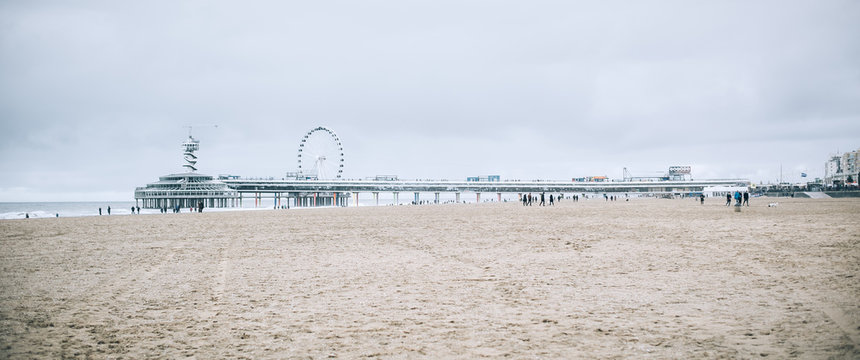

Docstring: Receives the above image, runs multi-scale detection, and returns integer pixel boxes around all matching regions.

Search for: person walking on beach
[700,194,705,205]
[99,207,102,215]
[743,192,749,206]
[540,193,545,206]
[549,194,554,206]
[726,193,731,206]
[107,206,111,215]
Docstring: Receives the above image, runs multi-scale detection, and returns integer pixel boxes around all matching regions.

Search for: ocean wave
[0,211,63,220]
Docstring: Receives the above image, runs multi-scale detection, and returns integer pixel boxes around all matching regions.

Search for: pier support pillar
[435,192,440,204]
[314,192,318,207]
[373,192,379,206]
[393,192,399,205]
[498,193,502,203]
[414,192,420,204]
[354,192,360,207]
[477,193,481,203]
[455,192,460,203]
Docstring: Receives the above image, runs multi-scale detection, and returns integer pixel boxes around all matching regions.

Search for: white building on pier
[134,136,238,209]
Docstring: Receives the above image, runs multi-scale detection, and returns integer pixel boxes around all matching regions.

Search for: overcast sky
[1,1,859,201]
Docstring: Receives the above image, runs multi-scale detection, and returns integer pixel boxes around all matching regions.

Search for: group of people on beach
[94,202,209,215]
[97,206,142,215]
[725,191,750,206]
[157,201,205,214]
[521,193,566,206]
[523,193,637,206]
[160,205,181,214]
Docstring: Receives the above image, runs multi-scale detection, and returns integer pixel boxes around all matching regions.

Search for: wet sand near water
[1,197,858,358]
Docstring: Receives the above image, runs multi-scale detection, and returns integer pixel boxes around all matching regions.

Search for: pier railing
[221,178,750,194]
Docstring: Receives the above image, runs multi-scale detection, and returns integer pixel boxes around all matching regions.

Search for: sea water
[0,192,529,219]
[0,201,142,219]
[0,201,269,219]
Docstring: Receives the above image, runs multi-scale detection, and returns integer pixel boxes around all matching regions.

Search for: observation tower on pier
[134,134,238,209]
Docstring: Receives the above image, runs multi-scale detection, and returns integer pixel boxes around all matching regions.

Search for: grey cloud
[1,0,859,200]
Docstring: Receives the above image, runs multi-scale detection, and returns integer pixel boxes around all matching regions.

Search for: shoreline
[1,193,845,220]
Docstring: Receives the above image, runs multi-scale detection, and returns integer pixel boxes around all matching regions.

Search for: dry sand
[1,197,858,359]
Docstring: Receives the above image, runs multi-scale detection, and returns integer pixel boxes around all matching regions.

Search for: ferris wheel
[297,126,345,180]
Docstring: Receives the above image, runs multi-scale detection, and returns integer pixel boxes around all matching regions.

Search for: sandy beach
[1,197,858,358]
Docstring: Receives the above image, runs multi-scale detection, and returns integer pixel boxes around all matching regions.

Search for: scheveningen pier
[135,126,750,209]
[218,178,750,208]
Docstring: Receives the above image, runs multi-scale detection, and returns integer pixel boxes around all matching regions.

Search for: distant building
[573,176,608,182]
[668,166,692,181]
[825,149,859,187]
[466,175,501,182]
[825,156,841,185]
[843,151,858,182]
[373,175,399,181]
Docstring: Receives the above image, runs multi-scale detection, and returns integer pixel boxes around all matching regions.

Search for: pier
[220,178,750,207]
[134,127,750,209]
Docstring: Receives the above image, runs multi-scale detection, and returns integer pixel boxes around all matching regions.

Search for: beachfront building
[702,185,749,198]
[134,135,239,209]
[466,175,500,182]
[825,149,859,187]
